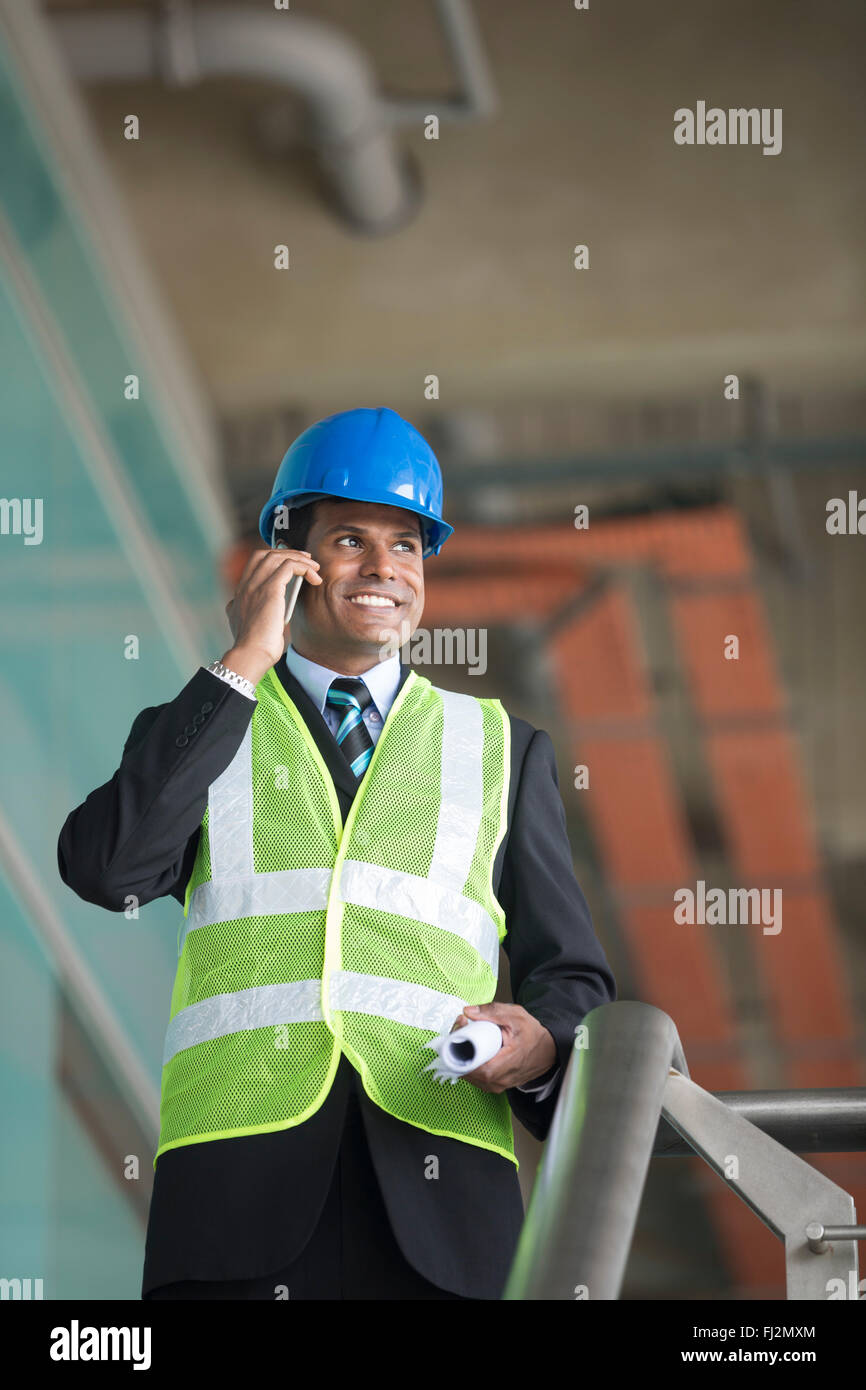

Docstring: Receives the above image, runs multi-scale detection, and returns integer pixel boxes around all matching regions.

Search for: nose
[360,542,397,580]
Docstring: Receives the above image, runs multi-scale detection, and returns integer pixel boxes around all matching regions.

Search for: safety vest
[155,666,516,1167]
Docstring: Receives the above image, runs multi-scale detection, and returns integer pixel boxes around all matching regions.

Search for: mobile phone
[275,541,305,624]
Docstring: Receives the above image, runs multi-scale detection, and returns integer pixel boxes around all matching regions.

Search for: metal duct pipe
[48,2,419,234]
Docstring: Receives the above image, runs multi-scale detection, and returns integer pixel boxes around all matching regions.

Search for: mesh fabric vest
[156,666,515,1167]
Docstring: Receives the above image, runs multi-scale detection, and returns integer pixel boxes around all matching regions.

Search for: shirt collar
[284,644,403,721]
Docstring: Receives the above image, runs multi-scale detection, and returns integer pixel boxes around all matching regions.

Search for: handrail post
[504,1000,862,1300]
[662,1070,858,1300]
[504,1001,685,1300]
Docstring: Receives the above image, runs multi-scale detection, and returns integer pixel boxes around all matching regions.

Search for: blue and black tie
[326,677,375,778]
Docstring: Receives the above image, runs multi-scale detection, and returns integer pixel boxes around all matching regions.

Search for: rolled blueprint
[422,1019,503,1085]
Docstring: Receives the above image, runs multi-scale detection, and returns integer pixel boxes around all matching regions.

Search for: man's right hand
[221,546,322,685]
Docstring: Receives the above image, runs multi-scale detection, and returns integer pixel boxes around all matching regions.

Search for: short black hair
[272,500,318,552]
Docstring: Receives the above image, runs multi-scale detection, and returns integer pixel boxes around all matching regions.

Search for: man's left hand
[449,1002,557,1093]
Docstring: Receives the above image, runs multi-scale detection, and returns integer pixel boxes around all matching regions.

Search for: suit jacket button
[193,712,205,727]
[176,735,189,747]
[184,723,197,737]
[201,701,213,714]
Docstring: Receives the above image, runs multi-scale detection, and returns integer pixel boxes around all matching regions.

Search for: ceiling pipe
[47,0,496,236]
[386,0,497,126]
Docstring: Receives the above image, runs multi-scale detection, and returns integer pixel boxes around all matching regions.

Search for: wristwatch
[204,659,258,701]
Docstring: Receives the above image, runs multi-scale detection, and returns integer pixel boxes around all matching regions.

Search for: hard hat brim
[259,487,453,558]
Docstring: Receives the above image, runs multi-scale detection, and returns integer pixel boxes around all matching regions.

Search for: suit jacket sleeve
[57,668,256,911]
[500,726,616,1141]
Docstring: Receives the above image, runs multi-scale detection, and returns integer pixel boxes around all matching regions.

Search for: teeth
[349,595,396,607]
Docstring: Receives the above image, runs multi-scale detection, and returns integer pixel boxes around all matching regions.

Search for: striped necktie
[325,677,375,778]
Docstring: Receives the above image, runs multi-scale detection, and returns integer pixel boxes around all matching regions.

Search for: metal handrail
[504,1001,863,1301]
[655,1087,866,1156]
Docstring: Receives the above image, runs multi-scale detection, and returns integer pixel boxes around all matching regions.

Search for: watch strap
[205,659,258,701]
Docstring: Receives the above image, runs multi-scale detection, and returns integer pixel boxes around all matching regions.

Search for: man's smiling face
[288,498,425,672]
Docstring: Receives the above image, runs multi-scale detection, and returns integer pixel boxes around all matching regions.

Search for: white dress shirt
[283,643,401,744]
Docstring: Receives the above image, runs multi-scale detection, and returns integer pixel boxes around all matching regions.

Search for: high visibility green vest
[156,666,516,1167]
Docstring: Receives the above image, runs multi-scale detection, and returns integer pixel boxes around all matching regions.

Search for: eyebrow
[320,523,421,542]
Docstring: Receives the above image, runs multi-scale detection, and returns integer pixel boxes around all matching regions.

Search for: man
[58,406,615,1301]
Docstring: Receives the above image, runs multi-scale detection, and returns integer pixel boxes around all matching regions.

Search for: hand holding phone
[222,543,322,684]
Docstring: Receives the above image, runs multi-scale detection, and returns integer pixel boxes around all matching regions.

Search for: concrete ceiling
[43,0,866,419]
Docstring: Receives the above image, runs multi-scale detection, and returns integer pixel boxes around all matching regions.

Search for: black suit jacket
[57,656,615,1299]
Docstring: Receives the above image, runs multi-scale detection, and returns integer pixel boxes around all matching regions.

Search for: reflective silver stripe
[208,724,254,881]
[328,971,466,1034]
[339,860,499,977]
[179,867,333,953]
[428,688,484,894]
[163,973,466,1063]
[163,979,323,1066]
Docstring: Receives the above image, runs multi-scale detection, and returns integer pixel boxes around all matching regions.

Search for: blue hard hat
[258,407,453,558]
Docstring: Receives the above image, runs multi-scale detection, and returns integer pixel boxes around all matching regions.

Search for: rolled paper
[422,1019,503,1085]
